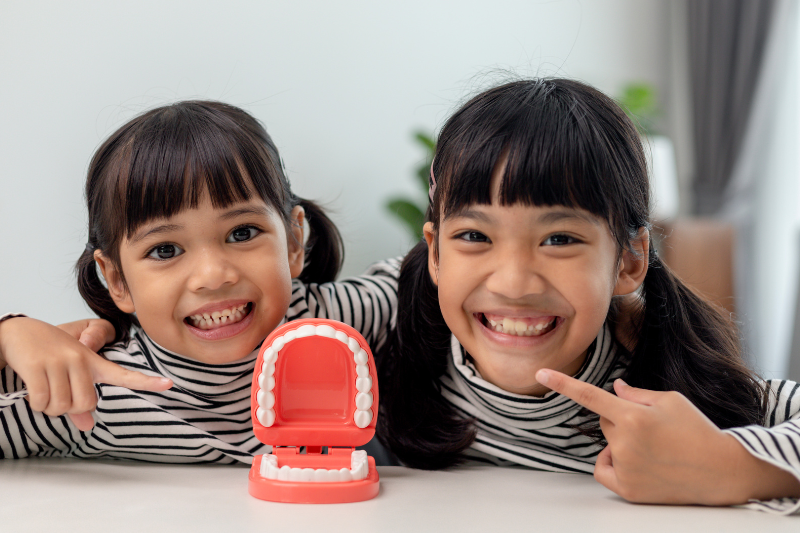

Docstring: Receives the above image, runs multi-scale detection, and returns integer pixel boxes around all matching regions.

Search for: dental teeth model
[248,319,380,503]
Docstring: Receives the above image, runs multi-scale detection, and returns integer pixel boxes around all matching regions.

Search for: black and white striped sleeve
[723,379,800,515]
[0,366,85,459]
[284,257,400,351]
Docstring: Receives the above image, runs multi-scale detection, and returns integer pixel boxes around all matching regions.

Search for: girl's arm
[285,257,400,351]
[0,316,172,431]
[536,369,800,515]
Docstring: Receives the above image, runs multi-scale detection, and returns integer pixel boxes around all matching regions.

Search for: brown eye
[148,244,183,260]
[459,231,489,243]
[227,226,259,243]
[543,234,576,246]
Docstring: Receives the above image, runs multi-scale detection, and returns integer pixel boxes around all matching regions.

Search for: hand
[57,318,117,354]
[536,368,800,505]
[0,317,172,431]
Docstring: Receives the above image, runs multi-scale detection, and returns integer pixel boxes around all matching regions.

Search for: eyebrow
[537,209,601,226]
[218,205,272,221]
[129,224,184,245]
[129,205,272,244]
[448,207,600,226]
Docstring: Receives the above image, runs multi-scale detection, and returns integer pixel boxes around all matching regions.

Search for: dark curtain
[688,0,775,215]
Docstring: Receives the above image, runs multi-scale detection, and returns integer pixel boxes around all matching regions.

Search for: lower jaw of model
[259,450,369,483]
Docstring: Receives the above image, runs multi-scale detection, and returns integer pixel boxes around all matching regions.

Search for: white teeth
[255,325,375,430]
[256,407,275,427]
[354,409,373,428]
[188,304,250,330]
[259,450,369,483]
[355,392,373,410]
[348,338,360,353]
[316,324,336,338]
[356,376,372,394]
[487,316,555,337]
[295,324,316,338]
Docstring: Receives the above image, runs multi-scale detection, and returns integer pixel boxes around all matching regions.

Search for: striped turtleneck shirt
[0,259,400,464]
[440,325,800,515]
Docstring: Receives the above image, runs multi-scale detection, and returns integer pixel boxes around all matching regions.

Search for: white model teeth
[258,450,369,483]
[255,324,374,429]
[487,316,555,337]
[188,303,249,330]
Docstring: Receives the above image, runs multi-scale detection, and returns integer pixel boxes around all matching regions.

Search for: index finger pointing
[536,369,624,420]
[91,357,173,392]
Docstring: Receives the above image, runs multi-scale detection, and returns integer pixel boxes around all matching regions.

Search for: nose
[187,246,239,292]
[484,246,547,300]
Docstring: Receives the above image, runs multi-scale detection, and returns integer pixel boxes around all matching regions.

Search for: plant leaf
[414,131,436,151]
[385,199,426,240]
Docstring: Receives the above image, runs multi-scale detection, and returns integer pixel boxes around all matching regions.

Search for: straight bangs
[97,102,288,241]
[434,79,649,246]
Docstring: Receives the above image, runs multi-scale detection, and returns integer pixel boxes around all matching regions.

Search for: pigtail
[76,246,138,343]
[376,240,476,469]
[295,199,344,284]
[624,247,767,428]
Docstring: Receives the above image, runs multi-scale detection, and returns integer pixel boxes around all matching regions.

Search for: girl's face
[425,166,647,396]
[96,193,304,364]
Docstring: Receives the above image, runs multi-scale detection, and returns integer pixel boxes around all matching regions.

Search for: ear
[288,205,306,278]
[613,227,649,296]
[94,250,135,313]
[423,221,439,286]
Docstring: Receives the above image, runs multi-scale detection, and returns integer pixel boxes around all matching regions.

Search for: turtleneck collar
[130,327,260,396]
[442,323,623,431]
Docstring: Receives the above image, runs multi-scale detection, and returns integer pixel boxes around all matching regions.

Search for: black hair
[76,101,343,342]
[377,78,766,469]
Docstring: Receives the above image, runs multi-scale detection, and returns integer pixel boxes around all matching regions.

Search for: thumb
[68,412,96,432]
[593,445,619,493]
[78,320,116,353]
[613,378,661,406]
[91,356,173,392]
[57,319,116,353]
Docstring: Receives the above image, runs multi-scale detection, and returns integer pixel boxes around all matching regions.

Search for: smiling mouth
[479,313,558,337]
[186,302,253,330]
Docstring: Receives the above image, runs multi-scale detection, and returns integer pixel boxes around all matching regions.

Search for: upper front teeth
[487,317,553,336]
[189,304,249,329]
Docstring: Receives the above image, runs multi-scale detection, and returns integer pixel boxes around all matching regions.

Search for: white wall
[0,0,671,324]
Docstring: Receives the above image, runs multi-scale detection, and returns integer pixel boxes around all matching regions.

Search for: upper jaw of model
[254,323,375,483]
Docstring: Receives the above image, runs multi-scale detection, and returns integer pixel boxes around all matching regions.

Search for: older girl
[376,78,800,514]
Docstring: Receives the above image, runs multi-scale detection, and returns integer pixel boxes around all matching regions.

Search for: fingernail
[615,378,628,388]
[536,369,550,385]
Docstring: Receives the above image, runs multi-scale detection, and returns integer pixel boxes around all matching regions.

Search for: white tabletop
[1,458,796,532]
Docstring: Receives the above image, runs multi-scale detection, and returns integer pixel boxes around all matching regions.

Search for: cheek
[434,257,474,328]
[565,259,618,318]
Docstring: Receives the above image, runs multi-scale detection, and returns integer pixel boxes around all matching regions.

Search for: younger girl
[0,101,398,462]
[376,78,800,513]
